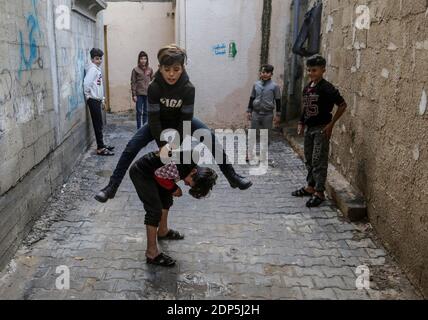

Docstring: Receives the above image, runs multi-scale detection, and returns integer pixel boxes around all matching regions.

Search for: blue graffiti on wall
[18,0,43,79]
[212,43,227,56]
[66,45,86,120]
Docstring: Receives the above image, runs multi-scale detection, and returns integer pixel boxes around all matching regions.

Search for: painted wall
[175,0,264,128]
[175,0,292,128]
[0,0,105,269]
[318,0,428,296]
[104,1,175,113]
[269,0,292,107]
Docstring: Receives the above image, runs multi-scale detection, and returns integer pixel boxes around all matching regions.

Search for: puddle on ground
[95,170,113,177]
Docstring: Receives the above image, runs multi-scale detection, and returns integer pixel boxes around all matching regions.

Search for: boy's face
[183,169,198,187]
[260,70,273,81]
[307,65,325,82]
[92,56,103,67]
[139,56,148,66]
[183,169,197,187]
[159,63,184,85]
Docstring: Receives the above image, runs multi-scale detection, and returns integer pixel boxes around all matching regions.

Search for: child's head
[138,51,149,67]
[260,64,274,81]
[157,44,187,85]
[184,167,218,199]
[306,54,326,82]
[90,48,104,67]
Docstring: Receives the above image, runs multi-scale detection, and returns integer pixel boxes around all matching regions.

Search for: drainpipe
[289,0,301,95]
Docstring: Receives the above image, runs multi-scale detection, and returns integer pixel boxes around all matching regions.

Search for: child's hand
[273,115,281,127]
[247,112,252,121]
[132,96,137,103]
[172,187,182,197]
[322,123,334,140]
[159,144,172,159]
[297,123,305,136]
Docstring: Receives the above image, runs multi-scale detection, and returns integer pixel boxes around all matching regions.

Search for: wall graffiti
[66,47,86,119]
[212,41,238,58]
[0,69,13,106]
[13,79,48,123]
[18,0,44,79]
[0,67,48,127]
[64,39,87,120]
[212,43,227,56]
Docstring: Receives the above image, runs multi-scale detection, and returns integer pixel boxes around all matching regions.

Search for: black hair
[306,54,326,67]
[188,167,218,199]
[157,44,187,66]
[138,51,149,66]
[261,64,274,73]
[90,48,104,59]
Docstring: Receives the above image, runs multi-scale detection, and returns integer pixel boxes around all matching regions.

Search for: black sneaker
[95,181,119,203]
[223,167,253,190]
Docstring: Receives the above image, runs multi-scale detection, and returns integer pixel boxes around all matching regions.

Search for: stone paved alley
[0,116,422,300]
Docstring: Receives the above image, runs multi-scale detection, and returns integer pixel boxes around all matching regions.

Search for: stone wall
[319,0,428,296]
[104,0,175,113]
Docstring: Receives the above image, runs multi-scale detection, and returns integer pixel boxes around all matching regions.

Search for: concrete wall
[104,1,175,113]
[175,0,292,128]
[270,0,292,116]
[318,0,428,296]
[175,0,264,128]
[0,0,105,270]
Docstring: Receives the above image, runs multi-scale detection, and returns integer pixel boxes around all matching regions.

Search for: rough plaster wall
[0,0,100,195]
[269,0,292,96]
[176,0,264,128]
[56,1,101,141]
[0,0,101,268]
[321,0,428,296]
[0,0,55,195]
[104,1,175,113]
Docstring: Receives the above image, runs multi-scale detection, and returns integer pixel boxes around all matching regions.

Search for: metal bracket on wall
[71,0,107,22]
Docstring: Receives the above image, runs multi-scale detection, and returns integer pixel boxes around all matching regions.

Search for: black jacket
[147,70,195,148]
[292,2,323,57]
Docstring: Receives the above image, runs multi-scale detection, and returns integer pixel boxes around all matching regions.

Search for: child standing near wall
[292,55,347,207]
[131,51,154,129]
[246,64,282,164]
[84,48,114,156]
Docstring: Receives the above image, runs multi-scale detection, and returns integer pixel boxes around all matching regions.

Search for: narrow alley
[0,116,420,300]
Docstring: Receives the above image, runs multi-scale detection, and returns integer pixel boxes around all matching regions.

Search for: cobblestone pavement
[0,116,422,300]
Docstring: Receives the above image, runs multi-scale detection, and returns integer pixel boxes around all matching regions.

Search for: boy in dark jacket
[129,150,217,267]
[292,55,347,207]
[95,44,252,203]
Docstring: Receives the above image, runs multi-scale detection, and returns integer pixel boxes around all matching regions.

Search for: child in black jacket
[129,150,217,267]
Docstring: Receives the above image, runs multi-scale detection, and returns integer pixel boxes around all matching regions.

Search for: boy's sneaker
[95,181,119,203]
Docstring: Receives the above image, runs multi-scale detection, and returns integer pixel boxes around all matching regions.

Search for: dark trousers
[136,95,148,129]
[304,125,330,192]
[110,117,230,185]
[87,98,105,150]
[129,157,173,227]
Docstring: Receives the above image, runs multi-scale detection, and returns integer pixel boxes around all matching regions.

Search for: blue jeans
[136,95,148,129]
[110,117,231,185]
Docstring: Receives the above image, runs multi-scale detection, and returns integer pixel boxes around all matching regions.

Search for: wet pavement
[0,115,422,300]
